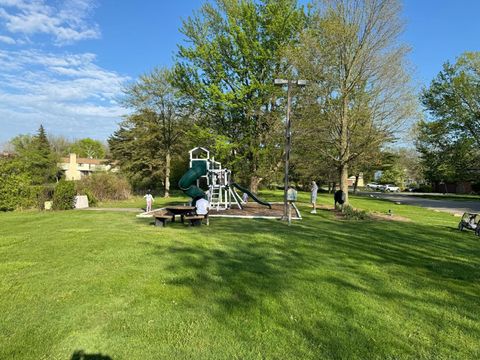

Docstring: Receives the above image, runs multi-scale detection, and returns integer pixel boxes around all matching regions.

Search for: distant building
[347,173,364,187]
[0,151,15,159]
[59,153,117,181]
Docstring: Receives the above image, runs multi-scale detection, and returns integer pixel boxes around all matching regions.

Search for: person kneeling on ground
[195,196,209,225]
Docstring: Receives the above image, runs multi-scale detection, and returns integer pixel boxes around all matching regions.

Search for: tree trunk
[339,93,350,205]
[339,164,349,204]
[250,175,262,194]
[164,151,171,198]
[353,174,360,194]
[247,145,262,193]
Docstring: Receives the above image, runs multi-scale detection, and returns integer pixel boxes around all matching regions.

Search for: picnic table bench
[184,215,206,226]
[153,213,173,227]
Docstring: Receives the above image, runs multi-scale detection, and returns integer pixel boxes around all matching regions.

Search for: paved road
[358,192,480,215]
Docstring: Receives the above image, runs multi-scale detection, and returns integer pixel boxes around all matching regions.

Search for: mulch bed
[209,202,300,219]
[317,204,410,222]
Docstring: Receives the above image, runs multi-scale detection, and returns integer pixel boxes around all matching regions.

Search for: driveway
[358,192,480,215]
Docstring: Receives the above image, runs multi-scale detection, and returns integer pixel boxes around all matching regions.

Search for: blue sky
[0,0,479,145]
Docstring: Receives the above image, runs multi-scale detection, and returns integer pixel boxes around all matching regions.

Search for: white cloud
[0,34,14,43]
[0,0,100,45]
[0,49,130,142]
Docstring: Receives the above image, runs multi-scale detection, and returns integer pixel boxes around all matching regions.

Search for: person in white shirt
[242,192,249,203]
[310,181,318,214]
[195,197,209,225]
[144,190,154,212]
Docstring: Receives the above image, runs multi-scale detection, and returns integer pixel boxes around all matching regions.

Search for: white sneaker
[310,210,317,214]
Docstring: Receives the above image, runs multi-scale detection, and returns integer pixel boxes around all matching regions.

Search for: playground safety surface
[209,202,301,220]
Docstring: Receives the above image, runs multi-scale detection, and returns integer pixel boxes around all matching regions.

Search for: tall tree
[11,126,58,184]
[48,135,73,156]
[421,52,480,148]
[417,52,480,184]
[174,0,305,192]
[70,138,106,159]
[110,68,189,196]
[288,0,414,204]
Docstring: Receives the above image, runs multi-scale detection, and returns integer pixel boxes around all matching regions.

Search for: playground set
[139,147,301,223]
[178,147,273,212]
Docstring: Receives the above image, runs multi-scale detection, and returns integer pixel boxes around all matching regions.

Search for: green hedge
[0,173,36,211]
[52,180,76,210]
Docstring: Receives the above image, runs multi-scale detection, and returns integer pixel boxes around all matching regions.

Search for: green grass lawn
[98,191,190,209]
[1,193,479,359]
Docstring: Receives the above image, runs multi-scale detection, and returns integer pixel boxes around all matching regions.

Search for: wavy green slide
[231,183,272,209]
[178,161,207,200]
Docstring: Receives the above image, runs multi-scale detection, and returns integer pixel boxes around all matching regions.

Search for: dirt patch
[316,204,411,222]
[370,212,411,222]
[209,202,300,219]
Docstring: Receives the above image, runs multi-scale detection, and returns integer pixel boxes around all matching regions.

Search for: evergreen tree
[11,125,58,184]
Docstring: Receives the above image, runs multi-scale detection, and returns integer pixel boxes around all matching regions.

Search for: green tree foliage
[0,158,35,211]
[69,138,106,159]
[109,68,189,195]
[372,148,423,188]
[417,52,480,183]
[174,0,305,191]
[52,180,76,210]
[288,0,414,204]
[10,125,59,184]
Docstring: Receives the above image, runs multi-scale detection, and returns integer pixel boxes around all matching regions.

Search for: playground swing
[178,147,272,212]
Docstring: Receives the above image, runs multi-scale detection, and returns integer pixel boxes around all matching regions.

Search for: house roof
[60,157,107,165]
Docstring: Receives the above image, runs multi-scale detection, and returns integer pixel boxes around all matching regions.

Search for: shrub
[75,172,131,201]
[32,184,55,210]
[342,205,370,220]
[0,158,36,211]
[81,189,98,207]
[53,180,76,210]
[417,184,433,193]
[0,173,35,211]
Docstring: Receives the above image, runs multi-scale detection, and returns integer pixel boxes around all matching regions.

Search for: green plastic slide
[231,183,272,209]
[178,161,207,200]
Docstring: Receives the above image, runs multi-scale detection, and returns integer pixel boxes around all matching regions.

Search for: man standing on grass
[311,180,318,214]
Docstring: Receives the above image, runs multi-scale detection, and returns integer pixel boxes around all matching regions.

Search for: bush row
[0,172,131,212]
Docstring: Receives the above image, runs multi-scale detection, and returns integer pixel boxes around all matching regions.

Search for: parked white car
[366,182,383,190]
[382,184,400,192]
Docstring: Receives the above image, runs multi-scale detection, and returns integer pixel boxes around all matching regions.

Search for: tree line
[4,0,476,208]
[0,125,115,211]
[109,0,417,205]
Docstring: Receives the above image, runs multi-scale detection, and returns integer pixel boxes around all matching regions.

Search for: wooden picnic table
[165,206,196,223]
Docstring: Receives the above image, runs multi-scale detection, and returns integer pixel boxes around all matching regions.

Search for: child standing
[144,190,154,212]
[310,180,318,214]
